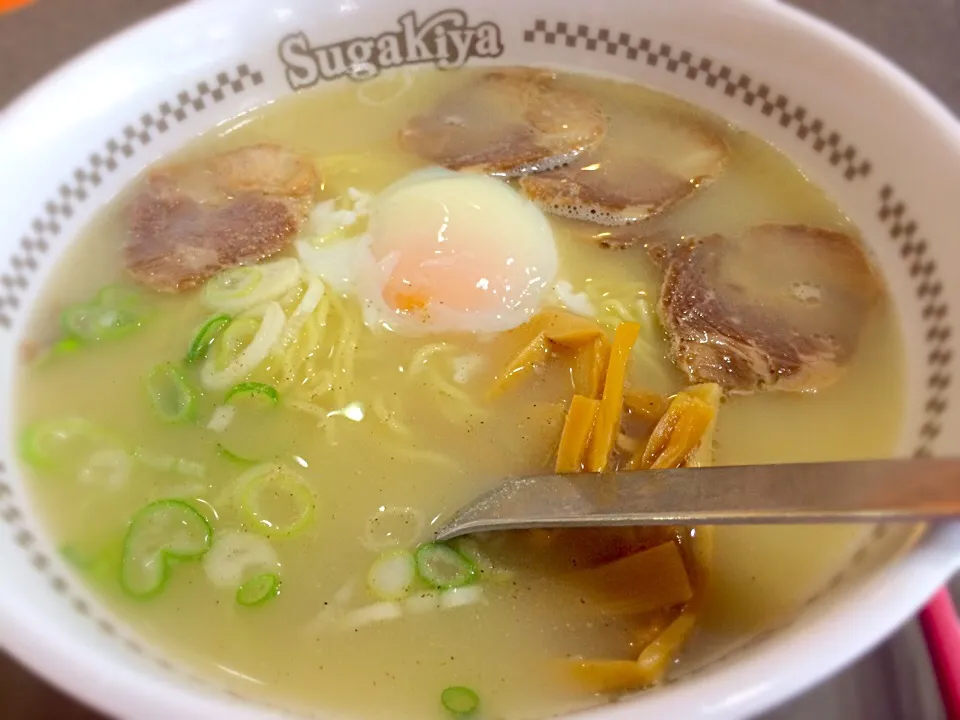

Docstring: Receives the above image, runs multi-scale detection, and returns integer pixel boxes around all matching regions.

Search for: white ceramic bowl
[1,1,959,718]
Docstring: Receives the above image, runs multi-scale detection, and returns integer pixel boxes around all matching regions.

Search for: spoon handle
[434,458,960,541]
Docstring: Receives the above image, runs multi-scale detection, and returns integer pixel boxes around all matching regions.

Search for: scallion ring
[62,303,141,342]
[440,686,480,717]
[201,302,285,391]
[19,417,117,470]
[145,363,197,423]
[37,337,84,365]
[61,284,148,342]
[451,537,514,583]
[202,530,279,589]
[367,550,416,601]
[120,499,212,599]
[415,543,476,590]
[236,573,281,607]
[206,266,261,301]
[225,381,279,405]
[217,443,258,465]
[186,314,231,364]
[235,463,317,538]
[202,258,300,314]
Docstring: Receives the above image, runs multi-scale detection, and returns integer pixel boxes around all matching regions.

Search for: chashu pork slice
[520,107,727,227]
[125,144,319,292]
[399,68,607,177]
[653,224,883,394]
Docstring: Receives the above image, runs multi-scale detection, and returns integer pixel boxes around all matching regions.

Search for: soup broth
[16,67,902,720]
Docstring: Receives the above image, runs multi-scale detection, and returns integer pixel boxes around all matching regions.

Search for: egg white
[297,169,561,336]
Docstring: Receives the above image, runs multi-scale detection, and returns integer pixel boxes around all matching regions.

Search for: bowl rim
[0,1,959,719]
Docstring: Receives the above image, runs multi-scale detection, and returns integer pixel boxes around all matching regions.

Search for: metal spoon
[434,458,960,542]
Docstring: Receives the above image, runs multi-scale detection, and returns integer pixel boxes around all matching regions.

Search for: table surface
[0,1,958,718]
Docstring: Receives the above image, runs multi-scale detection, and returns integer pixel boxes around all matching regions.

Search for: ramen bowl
[0,0,958,719]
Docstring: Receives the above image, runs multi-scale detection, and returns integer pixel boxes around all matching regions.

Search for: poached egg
[298,168,559,335]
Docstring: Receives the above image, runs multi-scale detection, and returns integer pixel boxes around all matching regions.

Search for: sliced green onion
[36,337,84,365]
[53,337,83,352]
[120,499,212,599]
[61,304,99,339]
[62,303,141,342]
[451,537,514,583]
[236,463,316,538]
[216,317,261,369]
[449,538,487,566]
[441,686,480,717]
[19,417,116,470]
[440,585,485,609]
[62,285,149,343]
[207,266,261,299]
[203,258,300,314]
[415,543,476,590]
[236,573,281,607]
[55,284,148,348]
[225,381,279,405]
[217,443,257,465]
[206,405,237,433]
[202,530,279,588]
[201,303,286,391]
[367,550,416,601]
[186,314,231,364]
[145,363,197,423]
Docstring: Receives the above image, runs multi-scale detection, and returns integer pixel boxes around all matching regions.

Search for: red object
[0,0,34,13]
[920,588,960,719]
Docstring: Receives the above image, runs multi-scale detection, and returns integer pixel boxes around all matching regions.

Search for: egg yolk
[368,171,558,332]
[377,229,520,315]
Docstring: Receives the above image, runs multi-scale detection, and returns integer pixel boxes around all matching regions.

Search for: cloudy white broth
[16,67,902,719]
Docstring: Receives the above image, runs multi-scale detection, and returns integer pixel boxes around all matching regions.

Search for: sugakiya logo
[278,9,503,88]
